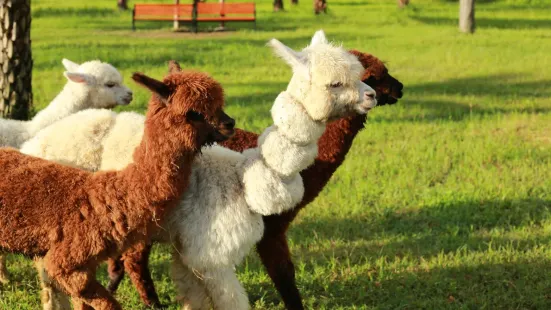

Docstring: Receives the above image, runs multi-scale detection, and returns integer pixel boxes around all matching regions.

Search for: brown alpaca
[0,63,234,310]
[102,51,403,309]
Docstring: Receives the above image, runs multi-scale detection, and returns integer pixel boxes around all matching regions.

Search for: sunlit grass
[1,0,550,308]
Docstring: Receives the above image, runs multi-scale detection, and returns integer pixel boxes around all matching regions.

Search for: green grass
[2,0,551,308]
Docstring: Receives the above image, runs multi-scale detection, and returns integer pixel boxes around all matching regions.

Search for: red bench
[132,3,256,32]
[132,4,193,30]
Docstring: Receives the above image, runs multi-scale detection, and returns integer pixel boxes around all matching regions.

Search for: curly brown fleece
[104,50,404,310]
[0,66,229,310]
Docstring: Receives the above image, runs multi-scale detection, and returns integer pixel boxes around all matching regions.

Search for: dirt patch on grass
[106,29,236,40]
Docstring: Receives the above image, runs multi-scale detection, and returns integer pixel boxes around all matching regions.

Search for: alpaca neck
[29,84,90,135]
[300,113,367,206]
[119,116,199,207]
[260,91,326,179]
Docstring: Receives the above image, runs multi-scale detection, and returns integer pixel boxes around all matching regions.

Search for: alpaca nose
[364,89,376,101]
[222,118,235,130]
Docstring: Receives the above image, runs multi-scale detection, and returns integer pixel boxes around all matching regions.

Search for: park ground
[1,0,551,309]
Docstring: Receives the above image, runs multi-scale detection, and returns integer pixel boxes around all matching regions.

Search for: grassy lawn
[2,0,551,308]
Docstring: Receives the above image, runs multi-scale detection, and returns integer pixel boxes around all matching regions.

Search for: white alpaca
[0,58,133,287]
[20,30,376,310]
[0,58,133,149]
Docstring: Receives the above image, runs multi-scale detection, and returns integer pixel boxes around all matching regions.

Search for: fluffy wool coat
[102,50,404,310]
[0,59,132,149]
[0,69,230,310]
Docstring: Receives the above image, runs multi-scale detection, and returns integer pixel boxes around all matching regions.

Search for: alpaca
[227,50,404,310]
[21,30,376,310]
[0,58,133,149]
[101,50,403,310]
[0,58,133,285]
[0,66,234,310]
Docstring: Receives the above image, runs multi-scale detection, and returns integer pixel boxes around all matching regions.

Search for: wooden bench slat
[196,17,256,22]
[132,2,255,31]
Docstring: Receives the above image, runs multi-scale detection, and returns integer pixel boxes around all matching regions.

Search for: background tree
[0,0,33,120]
[459,0,475,33]
[273,0,284,11]
[118,0,128,10]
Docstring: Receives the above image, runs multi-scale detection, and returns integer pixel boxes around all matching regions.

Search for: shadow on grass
[370,73,551,122]
[246,198,551,307]
[33,7,118,18]
[249,258,551,308]
[291,198,551,256]
[411,15,551,30]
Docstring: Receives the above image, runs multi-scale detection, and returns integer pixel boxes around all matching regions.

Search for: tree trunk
[0,0,33,120]
[397,0,409,8]
[273,0,284,11]
[117,0,128,10]
[459,0,475,33]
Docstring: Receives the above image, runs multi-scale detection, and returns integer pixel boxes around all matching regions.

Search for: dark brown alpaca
[0,63,234,310]
[105,51,404,309]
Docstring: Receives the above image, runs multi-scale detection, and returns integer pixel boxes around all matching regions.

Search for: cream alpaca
[0,58,132,149]
[21,30,376,310]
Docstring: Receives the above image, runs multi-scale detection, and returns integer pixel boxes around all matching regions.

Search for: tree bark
[273,0,284,11]
[0,0,33,120]
[117,0,128,10]
[397,0,409,8]
[459,0,475,33]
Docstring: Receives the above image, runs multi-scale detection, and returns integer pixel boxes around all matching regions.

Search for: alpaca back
[0,149,90,256]
[165,145,264,268]
[20,109,119,171]
[0,119,29,148]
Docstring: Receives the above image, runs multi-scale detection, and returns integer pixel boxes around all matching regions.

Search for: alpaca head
[131,61,234,147]
[62,59,133,108]
[268,30,377,121]
[349,50,404,106]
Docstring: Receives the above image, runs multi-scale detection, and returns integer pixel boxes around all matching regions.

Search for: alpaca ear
[310,30,328,46]
[267,39,309,80]
[168,60,182,73]
[132,72,171,102]
[64,72,95,85]
[62,59,80,72]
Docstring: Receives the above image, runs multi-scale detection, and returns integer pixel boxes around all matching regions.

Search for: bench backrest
[196,3,255,16]
[134,4,193,20]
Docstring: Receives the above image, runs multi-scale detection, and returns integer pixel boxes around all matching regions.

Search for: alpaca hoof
[150,303,168,310]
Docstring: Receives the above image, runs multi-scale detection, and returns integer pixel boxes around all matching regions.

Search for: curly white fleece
[0,59,131,149]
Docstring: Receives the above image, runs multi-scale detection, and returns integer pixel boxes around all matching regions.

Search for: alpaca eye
[105,82,116,88]
[186,111,205,122]
[329,82,343,88]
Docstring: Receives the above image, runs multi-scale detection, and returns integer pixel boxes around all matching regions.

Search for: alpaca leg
[170,254,210,310]
[202,267,249,310]
[106,257,125,294]
[35,258,72,310]
[44,255,121,310]
[122,242,165,309]
[257,233,304,310]
[52,269,121,310]
[0,253,9,284]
